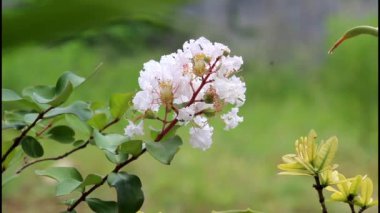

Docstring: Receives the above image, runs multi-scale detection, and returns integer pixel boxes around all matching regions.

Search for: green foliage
[21,136,44,158]
[47,125,76,144]
[35,167,84,196]
[2,89,22,102]
[86,198,118,213]
[109,93,134,119]
[107,172,144,213]
[118,140,143,157]
[45,101,92,121]
[145,135,183,165]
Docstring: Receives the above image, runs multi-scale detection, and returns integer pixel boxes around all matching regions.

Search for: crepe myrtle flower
[129,37,245,150]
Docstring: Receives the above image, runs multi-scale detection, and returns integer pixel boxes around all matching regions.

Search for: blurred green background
[2,0,378,212]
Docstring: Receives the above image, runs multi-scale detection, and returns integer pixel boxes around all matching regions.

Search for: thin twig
[347,194,356,213]
[66,57,221,211]
[2,106,54,166]
[313,175,328,213]
[16,118,119,174]
[358,207,367,213]
[67,148,147,211]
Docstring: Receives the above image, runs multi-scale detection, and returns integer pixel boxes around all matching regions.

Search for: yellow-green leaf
[314,136,338,172]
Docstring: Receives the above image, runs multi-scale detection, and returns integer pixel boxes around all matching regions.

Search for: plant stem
[358,207,367,213]
[67,148,147,211]
[15,118,120,174]
[313,175,328,213]
[66,57,220,211]
[347,194,356,213]
[1,106,54,167]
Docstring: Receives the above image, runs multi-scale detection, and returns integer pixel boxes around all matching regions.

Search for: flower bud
[193,53,208,77]
[159,81,174,109]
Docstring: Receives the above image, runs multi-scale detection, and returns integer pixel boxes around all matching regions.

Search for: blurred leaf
[21,136,44,158]
[86,198,118,213]
[81,174,103,187]
[23,113,39,124]
[2,111,28,130]
[212,208,262,213]
[2,0,182,48]
[65,114,91,139]
[110,93,133,119]
[93,130,129,153]
[2,89,22,102]
[2,174,19,187]
[35,167,83,182]
[107,172,144,213]
[56,179,83,196]
[145,135,182,165]
[45,101,92,121]
[118,140,143,157]
[22,72,85,106]
[88,113,108,130]
[314,136,338,171]
[150,125,180,141]
[73,140,86,147]
[328,25,378,54]
[47,125,75,144]
[105,150,129,164]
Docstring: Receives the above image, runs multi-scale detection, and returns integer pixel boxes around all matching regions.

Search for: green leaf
[35,167,83,182]
[145,135,182,165]
[328,25,378,54]
[82,174,103,187]
[107,172,144,213]
[314,136,338,172]
[88,113,108,130]
[212,208,262,213]
[86,198,118,213]
[21,136,44,158]
[105,150,129,164]
[109,93,133,119]
[119,140,143,157]
[65,114,91,138]
[2,174,19,187]
[25,72,85,106]
[44,101,92,121]
[2,89,22,102]
[23,113,39,124]
[73,140,86,147]
[93,130,129,153]
[56,179,83,196]
[150,125,180,141]
[47,125,75,144]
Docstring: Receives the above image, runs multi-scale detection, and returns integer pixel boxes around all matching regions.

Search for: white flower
[177,106,195,124]
[221,108,243,130]
[214,76,246,107]
[189,116,214,151]
[124,120,144,138]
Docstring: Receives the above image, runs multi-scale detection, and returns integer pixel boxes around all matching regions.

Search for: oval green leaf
[21,136,44,158]
[109,93,133,119]
[145,135,183,165]
[2,89,22,102]
[44,101,92,121]
[47,125,75,144]
[107,172,144,213]
[86,198,118,213]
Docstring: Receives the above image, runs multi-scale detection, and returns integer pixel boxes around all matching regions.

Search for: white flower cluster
[126,37,245,150]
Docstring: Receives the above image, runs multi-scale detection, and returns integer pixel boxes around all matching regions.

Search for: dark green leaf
[47,125,75,144]
[2,89,22,102]
[35,167,83,182]
[44,101,92,121]
[93,131,129,153]
[56,179,83,196]
[86,198,118,213]
[88,113,108,130]
[107,172,144,213]
[73,140,86,147]
[21,136,44,158]
[118,140,143,157]
[145,135,182,165]
[109,93,133,119]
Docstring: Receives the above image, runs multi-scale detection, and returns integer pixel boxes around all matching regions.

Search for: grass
[2,20,378,213]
